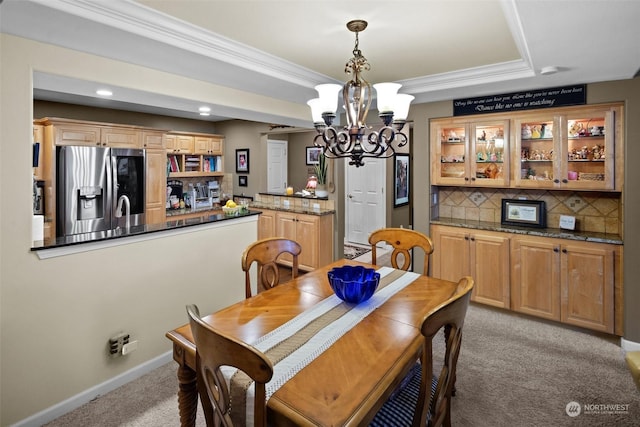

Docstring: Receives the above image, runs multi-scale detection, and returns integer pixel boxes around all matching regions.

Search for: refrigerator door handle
[108,151,116,226]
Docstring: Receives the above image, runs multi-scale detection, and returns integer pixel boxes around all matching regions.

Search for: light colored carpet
[44,294,639,426]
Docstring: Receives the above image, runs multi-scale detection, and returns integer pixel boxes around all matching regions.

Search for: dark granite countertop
[250,202,335,216]
[431,217,623,245]
[258,191,329,200]
[32,210,261,251]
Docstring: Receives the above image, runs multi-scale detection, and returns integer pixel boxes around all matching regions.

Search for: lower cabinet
[512,235,618,334]
[431,224,621,334]
[257,209,276,240]
[257,210,334,271]
[431,225,510,308]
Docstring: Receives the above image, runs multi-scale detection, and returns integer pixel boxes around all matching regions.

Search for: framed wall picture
[306,146,322,165]
[501,199,547,228]
[236,149,249,173]
[394,154,410,207]
[238,175,247,187]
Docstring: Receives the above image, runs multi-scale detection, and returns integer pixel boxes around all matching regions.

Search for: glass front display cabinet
[431,119,509,187]
[514,106,617,190]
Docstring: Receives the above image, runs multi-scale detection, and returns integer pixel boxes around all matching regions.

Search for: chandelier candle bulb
[315,84,342,114]
[373,83,401,113]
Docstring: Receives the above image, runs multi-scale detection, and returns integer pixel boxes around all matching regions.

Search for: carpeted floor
[44,304,639,426]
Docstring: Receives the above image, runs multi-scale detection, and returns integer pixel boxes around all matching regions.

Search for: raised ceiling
[2,0,640,126]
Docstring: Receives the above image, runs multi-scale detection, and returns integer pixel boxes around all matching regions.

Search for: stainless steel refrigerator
[56,145,146,237]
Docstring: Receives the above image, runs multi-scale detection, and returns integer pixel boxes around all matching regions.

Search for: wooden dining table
[165,259,460,426]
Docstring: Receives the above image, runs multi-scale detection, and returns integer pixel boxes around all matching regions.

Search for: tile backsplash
[432,187,622,235]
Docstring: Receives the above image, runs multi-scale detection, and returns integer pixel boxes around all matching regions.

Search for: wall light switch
[559,215,576,230]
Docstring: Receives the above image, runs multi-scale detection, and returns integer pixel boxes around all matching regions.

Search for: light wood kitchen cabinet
[431,224,510,308]
[430,118,510,187]
[257,209,276,240]
[165,133,194,153]
[430,103,623,191]
[510,236,561,321]
[194,135,223,155]
[273,210,334,271]
[144,131,168,225]
[511,235,618,334]
[513,104,622,191]
[43,119,141,148]
[166,131,224,178]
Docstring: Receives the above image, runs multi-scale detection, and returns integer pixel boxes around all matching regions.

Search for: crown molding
[28,0,331,89]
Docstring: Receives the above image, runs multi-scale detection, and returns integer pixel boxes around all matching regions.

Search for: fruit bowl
[222,206,239,216]
[327,265,380,304]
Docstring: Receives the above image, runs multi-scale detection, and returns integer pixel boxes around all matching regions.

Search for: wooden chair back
[241,237,302,298]
[368,228,434,275]
[415,276,474,427]
[186,304,274,427]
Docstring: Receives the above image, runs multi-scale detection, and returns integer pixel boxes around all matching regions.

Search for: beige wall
[2,32,640,425]
[0,34,282,425]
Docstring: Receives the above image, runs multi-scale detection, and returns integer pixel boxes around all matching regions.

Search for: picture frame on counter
[236,149,249,173]
[394,154,409,207]
[501,199,546,228]
[238,175,247,187]
[306,146,322,165]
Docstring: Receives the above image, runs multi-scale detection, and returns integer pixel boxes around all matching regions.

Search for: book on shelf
[169,155,180,172]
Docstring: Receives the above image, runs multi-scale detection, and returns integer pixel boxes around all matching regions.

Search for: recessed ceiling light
[96,89,113,96]
[199,112,211,116]
[198,106,211,113]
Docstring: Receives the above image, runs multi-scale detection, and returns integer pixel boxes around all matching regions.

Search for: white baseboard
[621,338,640,353]
[11,351,173,427]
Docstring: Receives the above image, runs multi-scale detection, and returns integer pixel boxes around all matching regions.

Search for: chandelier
[307,20,414,167]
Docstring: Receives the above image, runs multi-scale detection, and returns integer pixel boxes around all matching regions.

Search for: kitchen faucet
[115,194,131,230]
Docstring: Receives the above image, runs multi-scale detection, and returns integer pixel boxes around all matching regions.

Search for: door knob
[348,194,353,199]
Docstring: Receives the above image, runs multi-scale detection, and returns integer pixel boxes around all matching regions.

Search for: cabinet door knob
[553,247,559,252]
[470,237,475,241]
[471,177,476,181]
[562,248,568,253]
[562,179,568,183]
[553,179,560,183]
[464,236,469,240]
[464,177,469,181]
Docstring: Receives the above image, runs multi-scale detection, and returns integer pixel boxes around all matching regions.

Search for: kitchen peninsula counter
[32,210,260,252]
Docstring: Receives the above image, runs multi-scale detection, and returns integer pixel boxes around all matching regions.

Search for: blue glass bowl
[327,265,380,304]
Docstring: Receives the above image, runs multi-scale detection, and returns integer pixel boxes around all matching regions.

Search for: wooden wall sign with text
[453,84,586,116]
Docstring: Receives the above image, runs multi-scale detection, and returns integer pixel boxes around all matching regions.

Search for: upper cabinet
[431,118,510,187]
[514,104,622,191]
[166,131,224,178]
[430,103,624,192]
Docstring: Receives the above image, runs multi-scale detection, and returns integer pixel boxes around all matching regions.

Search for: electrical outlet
[302,199,310,208]
[108,332,130,357]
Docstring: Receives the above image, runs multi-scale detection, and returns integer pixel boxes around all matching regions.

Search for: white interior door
[267,139,288,193]
[345,157,386,245]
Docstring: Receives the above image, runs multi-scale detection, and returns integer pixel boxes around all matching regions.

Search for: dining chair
[368,227,434,275]
[369,276,474,427]
[186,304,274,427]
[241,237,302,298]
